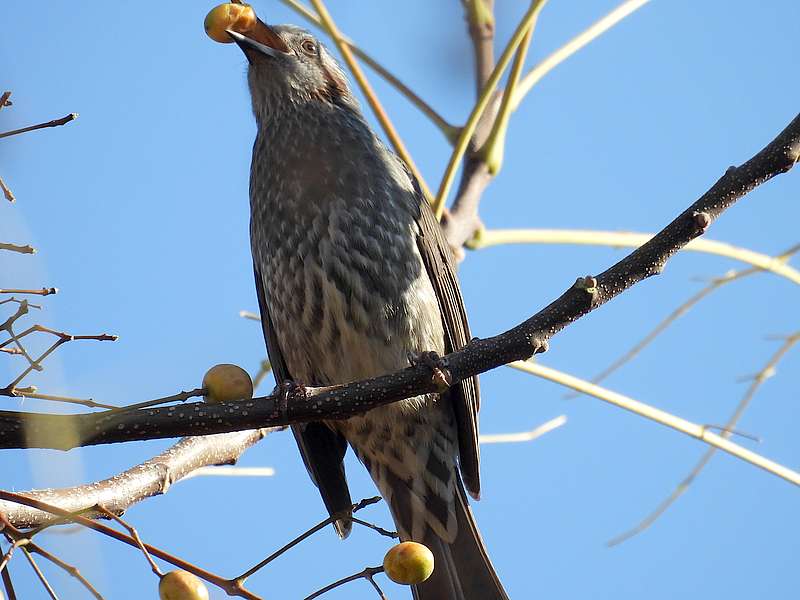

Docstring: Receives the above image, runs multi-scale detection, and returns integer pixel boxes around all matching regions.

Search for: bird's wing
[414,203,482,499]
[253,264,353,537]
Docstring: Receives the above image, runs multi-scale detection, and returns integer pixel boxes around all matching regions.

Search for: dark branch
[0,113,798,452]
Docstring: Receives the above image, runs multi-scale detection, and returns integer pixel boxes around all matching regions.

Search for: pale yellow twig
[479,24,533,175]
[606,332,800,546]
[309,0,433,202]
[509,360,800,487]
[433,0,548,219]
[471,229,800,285]
[479,414,567,444]
[276,0,456,139]
[511,0,650,110]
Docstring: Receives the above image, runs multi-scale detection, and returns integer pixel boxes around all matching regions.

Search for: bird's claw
[407,351,452,393]
[274,380,308,417]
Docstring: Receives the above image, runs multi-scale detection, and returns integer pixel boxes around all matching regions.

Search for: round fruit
[202,364,254,403]
[383,541,435,585]
[159,570,210,600]
[204,3,257,44]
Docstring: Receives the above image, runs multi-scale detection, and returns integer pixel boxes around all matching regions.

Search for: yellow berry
[204,3,257,44]
[383,542,435,585]
[159,570,209,600]
[202,364,254,403]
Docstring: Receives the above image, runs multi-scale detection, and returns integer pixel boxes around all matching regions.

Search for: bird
[227,19,509,600]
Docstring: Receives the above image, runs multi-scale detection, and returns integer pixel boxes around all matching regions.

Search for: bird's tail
[384,471,509,600]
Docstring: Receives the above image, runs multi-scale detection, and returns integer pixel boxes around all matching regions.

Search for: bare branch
[304,566,386,600]
[1,429,275,528]
[572,242,800,394]
[233,497,382,584]
[19,548,58,600]
[0,176,14,203]
[0,243,35,255]
[0,288,57,296]
[0,113,77,140]
[479,415,567,444]
[510,360,800,487]
[1,557,18,600]
[23,543,104,600]
[470,229,800,284]
[606,331,800,546]
[0,112,797,480]
[93,505,162,577]
[0,491,263,600]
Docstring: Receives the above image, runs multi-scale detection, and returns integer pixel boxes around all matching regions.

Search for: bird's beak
[227,21,291,63]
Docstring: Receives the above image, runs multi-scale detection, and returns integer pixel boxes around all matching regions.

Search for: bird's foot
[407,350,452,393]
[274,380,308,417]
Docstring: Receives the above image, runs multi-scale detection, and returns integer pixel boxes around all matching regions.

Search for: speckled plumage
[235,23,507,599]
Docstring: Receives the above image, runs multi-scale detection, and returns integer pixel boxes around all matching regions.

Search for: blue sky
[2,1,799,598]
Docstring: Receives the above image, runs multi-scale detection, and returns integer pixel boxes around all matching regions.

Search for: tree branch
[0,113,797,453]
[0,429,275,528]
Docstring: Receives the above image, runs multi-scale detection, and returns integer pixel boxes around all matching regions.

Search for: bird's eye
[300,39,317,56]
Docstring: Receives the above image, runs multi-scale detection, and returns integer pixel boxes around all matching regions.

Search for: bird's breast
[251,193,444,389]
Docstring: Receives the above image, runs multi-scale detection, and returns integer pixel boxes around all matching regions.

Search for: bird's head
[228,23,355,117]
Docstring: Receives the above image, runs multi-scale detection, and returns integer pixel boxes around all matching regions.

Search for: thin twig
[0,298,39,309]
[25,543,104,600]
[509,360,800,487]
[1,557,18,600]
[93,505,162,577]
[433,0,548,219]
[304,566,385,600]
[0,176,15,202]
[0,288,57,296]
[0,243,34,254]
[470,229,800,285]
[3,392,117,410]
[511,0,651,109]
[20,548,59,600]
[276,0,456,138]
[350,517,398,539]
[478,22,534,175]
[606,332,800,546]
[0,491,262,600]
[309,0,433,201]
[0,114,77,140]
[479,414,567,444]
[0,538,29,574]
[233,496,381,583]
[563,243,800,398]
[104,388,205,414]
